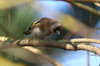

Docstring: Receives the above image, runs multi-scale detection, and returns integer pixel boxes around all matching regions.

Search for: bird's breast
[31,27,50,39]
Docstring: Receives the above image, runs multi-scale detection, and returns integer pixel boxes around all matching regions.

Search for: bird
[23,17,62,40]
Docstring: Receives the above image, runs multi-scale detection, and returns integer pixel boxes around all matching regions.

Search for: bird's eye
[53,26,62,33]
[51,23,62,35]
[51,23,62,32]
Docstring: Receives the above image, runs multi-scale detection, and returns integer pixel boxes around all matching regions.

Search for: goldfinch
[23,17,62,40]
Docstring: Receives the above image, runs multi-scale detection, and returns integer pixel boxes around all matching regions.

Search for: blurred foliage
[72,2,99,27]
[0,1,99,39]
[0,52,26,66]
[0,1,100,66]
[0,51,36,66]
[0,3,39,39]
[9,4,39,39]
[0,0,33,10]
[0,1,40,66]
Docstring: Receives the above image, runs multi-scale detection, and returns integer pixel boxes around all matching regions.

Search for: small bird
[23,17,62,40]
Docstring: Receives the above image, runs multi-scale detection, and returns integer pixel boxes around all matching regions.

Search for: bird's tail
[23,31,31,35]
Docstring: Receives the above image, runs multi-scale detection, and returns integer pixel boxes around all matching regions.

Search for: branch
[23,46,62,66]
[66,38,100,44]
[0,38,100,55]
[65,1,100,16]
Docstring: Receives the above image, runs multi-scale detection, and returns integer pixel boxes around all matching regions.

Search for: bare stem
[0,38,100,55]
[65,1,100,16]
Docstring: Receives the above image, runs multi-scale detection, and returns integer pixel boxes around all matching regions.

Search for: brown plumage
[23,17,62,39]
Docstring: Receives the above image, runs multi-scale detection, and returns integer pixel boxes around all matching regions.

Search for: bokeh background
[0,0,100,66]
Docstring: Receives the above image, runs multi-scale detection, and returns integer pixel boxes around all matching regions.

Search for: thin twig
[65,1,100,16]
[8,9,11,26]
[89,14,94,27]
[66,38,100,44]
[87,51,90,66]
[23,46,62,66]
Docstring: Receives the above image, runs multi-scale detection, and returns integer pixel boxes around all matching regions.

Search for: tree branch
[65,1,100,16]
[66,38,100,44]
[23,46,62,66]
[0,38,100,55]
